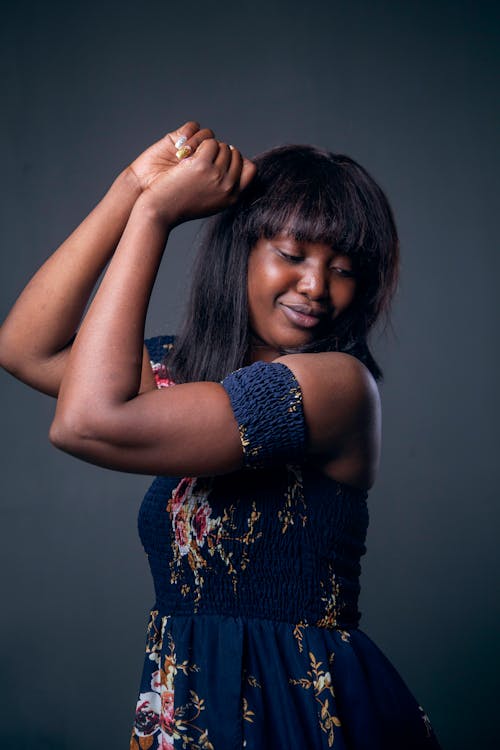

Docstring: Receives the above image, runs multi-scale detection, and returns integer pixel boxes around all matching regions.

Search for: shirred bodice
[138,463,368,629]
[139,334,369,629]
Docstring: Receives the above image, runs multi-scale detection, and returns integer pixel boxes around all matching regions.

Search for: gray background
[1,1,498,748]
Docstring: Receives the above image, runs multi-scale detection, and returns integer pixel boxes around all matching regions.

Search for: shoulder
[273,351,379,409]
[273,351,381,457]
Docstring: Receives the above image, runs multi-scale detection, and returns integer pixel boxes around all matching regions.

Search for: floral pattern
[167,476,263,605]
[149,338,175,389]
[289,650,342,748]
[292,620,309,653]
[151,361,176,389]
[167,465,309,604]
[316,563,341,628]
[278,465,307,534]
[136,337,442,749]
[130,611,213,750]
[241,669,262,748]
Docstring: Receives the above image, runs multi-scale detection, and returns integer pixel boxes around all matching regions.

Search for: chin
[276,331,318,352]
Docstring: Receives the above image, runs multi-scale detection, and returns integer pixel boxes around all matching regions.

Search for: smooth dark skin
[0,122,380,490]
[0,121,216,397]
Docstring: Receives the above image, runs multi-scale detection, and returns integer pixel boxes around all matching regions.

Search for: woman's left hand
[138,138,257,228]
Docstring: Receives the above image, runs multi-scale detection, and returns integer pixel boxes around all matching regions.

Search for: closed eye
[277,250,303,263]
[332,267,356,277]
[275,248,356,276]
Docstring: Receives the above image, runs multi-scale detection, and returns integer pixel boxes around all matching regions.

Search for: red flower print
[193,503,211,545]
[151,361,176,389]
[160,690,175,734]
[174,508,190,552]
[134,692,160,736]
[158,732,175,750]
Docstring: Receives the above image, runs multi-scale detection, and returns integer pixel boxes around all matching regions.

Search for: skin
[0,123,381,490]
[0,121,214,396]
[247,234,359,361]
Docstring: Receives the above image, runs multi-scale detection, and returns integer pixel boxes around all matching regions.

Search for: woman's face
[247,232,358,362]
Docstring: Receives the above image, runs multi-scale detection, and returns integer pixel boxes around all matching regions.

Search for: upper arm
[273,352,380,460]
[1,341,156,398]
[50,352,378,477]
[50,380,244,476]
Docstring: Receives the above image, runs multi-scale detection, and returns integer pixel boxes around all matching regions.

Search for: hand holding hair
[126,120,216,192]
[137,136,257,228]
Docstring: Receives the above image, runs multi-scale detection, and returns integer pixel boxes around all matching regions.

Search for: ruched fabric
[129,336,442,750]
[221,361,306,468]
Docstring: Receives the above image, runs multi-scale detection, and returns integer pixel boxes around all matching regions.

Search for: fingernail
[176,145,192,160]
[175,135,187,149]
[229,145,235,150]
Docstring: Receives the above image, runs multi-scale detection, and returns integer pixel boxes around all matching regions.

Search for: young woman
[0,121,441,749]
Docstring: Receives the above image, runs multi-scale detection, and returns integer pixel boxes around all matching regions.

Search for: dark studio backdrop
[1,1,498,748]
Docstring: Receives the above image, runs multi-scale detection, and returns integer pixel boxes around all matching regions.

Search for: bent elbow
[49,416,69,451]
[0,323,31,375]
[49,411,96,453]
[0,337,22,378]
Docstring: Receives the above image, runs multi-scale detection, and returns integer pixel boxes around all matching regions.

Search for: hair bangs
[241,157,371,262]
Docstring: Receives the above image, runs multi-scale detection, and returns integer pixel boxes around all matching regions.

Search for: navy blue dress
[130,335,441,750]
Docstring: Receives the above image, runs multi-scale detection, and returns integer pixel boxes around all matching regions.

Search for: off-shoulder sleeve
[221,360,306,468]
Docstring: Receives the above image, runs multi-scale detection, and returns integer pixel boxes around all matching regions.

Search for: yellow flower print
[278,465,307,534]
[289,651,342,747]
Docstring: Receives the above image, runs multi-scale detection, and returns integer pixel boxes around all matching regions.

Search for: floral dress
[130,335,441,750]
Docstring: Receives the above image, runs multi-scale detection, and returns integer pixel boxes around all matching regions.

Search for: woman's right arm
[0,121,212,397]
[0,168,142,397]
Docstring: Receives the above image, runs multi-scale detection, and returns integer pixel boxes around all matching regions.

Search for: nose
[296,263,329,300]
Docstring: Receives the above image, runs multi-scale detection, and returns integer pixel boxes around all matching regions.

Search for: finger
[213,142,233,173]
[177,127,216,160]
[182,128,215,153]
[239,157,258,191]
[225,145,244,186]
[169,120,200,151]
[190,137,220,162]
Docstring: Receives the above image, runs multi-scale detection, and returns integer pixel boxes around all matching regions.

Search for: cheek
[331,279,357,309]
[248,258,290,307]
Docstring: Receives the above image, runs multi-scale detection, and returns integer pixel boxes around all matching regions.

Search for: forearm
[50,136,255,449]
[0,168,141,375]
[53,196,170,429]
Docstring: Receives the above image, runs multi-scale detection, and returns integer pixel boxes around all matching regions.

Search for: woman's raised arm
[49,137,258,472]
[47,136,377,483]
[0,121,212,397]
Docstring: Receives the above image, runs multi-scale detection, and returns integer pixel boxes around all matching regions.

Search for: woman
[0,121,441,749]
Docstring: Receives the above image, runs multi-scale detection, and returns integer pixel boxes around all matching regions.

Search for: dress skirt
[130,610,440,750]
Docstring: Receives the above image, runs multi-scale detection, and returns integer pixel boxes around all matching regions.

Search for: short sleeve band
[221,360,306,468]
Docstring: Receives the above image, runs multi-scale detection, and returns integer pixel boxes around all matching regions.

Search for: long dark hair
[166,145,399,383]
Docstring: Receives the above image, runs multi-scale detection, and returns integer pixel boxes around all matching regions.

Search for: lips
[279,302,327,329]
[284,303,326,317]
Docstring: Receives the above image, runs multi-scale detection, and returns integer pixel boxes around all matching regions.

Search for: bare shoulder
[273,351,381,466]
[273,351,380,415]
